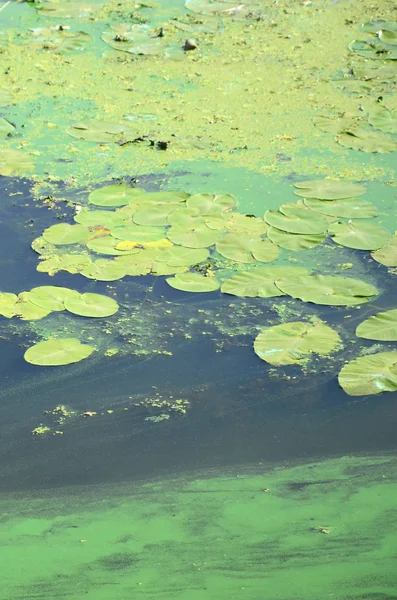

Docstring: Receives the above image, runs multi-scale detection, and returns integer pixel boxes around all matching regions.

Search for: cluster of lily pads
[313,20,397,153]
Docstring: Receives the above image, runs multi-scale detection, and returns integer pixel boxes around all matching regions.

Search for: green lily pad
[338,352,397,396]
[151,262,188,276]
[205,213,268,236]
[155,246,209,267]
[328,221,390,250]
[30,28,92,53]
[0,148,34,176]
[166,272,220,292]
[371,233,397,266]
[337,127,397,153]
[167,224,219,248]
[378,30,397,46]
[66,121,137,143]
[167,207,204,228]
[313,114,361,134]
[267,227,325,250]
[21,286,80,312]
[80,259,127,281]
[111,224,165,242]
[31,236,56,256]
[352,62,397,80]
[64,293,119,318]
[221,267,309,298]
[0,117,15,139]
[216,234,278,263]
[102,24,167,55]
[254,321,341,366]
[368,106,397,134]
[186,0,264,18]
[276,275,377,306]
[264,204,329,235]
[89,184,144,207]
[74,208,128,228]
[356,309,397,341]
[186,193,236,215]
[0,293,19,318]
[87,235,140,256]
[304,197,377,219]
[36,2,98,18]
[14,299,51,321]
[42,223,88,245]
[37,253,93,276]
[115,251,155,276]
[133,204,180,227]
[348,39,397,60]
[24,339,95,367]
[361,21,397,34]
[294,180,366,200]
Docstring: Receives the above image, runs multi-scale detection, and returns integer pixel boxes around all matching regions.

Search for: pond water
[1,0,397,597]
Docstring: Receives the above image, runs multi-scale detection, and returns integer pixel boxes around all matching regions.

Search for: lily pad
[87,235,139,256]
[267,227,325,250]
[371,233,397,266]
[221,267,309,298]
[294,180,366,200]
[356,309,397,341]
[186,0,264,18]
[42,223,88,245]
[348,39,397,60]
[361,21,397,34]
[64,293,119,318]
[313,114,361,134]
[337,127,397,153]
[0,293,19,318]
[186,193,236,215]
[133,204,180,227]
[80,259,127,281]
[14,299,51,321]
[74,208,128,228]
[167,224,219,248]
[166,272,220,292]
[368,106,397,134]
[37,253,93,276]
[352,62,397,80]
[338,352,397,396]
[304,197,377,219]
[328,221,390,250]
[0,148,34,176]
[0,117,15,139]
[254,321,341,366]
[102,24,167,56]
[24,339,95,367]
[30,28,92,53]
[167,207,204,228]
[216,234,279,263]
[111,224,165,242]
[66,121,137,143]
[264,204,329,235]
[155,246,209,267]
[205,213,268,236]
[378,30,397,46]
[276,274,377,306]
[21,286,80,312]
[88,184,144,207]
[151,262,188,276]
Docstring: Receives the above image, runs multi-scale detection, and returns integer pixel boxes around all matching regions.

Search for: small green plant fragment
[205,213,268,236]
[368,107,397,134]
[328,221,390,250]
[167,224,219,248]
[294,180,366,200]
[0,117,15,139]
[276,275,378,306]
[88,184,144,207]
[221,267,309,298]
[186,193,236,215]
[0,148,34,176]
[267,227,325,251]
[254,321,341,366]
[304,198,377,219]
[371,233,397,266]
[264,204,328,235]
[336,128,397,153]
[24,338,95,366]
[42,223,88,245]
[66,121,137,143]
[348,39,397,60]
[356,309,397,341]
[64,293,119,318]
[21,286,80,312]
[166,272,220,292]
[338,352,397,396]
[155,246,209,267]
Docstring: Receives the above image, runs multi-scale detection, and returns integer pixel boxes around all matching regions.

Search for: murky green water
[1,0,397,597]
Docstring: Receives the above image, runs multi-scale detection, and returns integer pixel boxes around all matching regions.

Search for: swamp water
[1,0,397,597]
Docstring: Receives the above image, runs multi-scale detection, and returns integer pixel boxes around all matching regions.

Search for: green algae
[1,454,397,599]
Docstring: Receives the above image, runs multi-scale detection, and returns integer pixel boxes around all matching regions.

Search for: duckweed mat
[1,453,397,600]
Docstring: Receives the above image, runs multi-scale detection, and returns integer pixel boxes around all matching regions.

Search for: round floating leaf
[166,272,220,292]
[30,28,92,53]
[379,30,397,46]
[42,223,88,245]
[352,62,397,80]
[264,205,328,235]
[0,117,15,139]
[24,339,95,367]
[167,207,204,228]
[254,321,341,366]
[37,2,98,18]
[336,128,397,153]
[328,221,390,250]
[89,184,144,207]
[276,275,377,306]
[102,24,167,55]
[205,213,268,236]
[371,233,397,266]
[186,0,264,18]
[361,20,397,33]
[304,197,377,219]
[368,107,397,134]
[14,299,51,321]
[313,114,361,134]
[167,224,219,248]
[249,238,280,263]
[216,234,278,263]
[31,236,56,256]
[267,227,325,251]
[37,253,93,276]
[133,204,179,226]
[151,262,188,276]
[0,293,19,318]
[115,250,157,275]
[338,352,397,396]
[155,246,209,267]
[22,286,80,312]
[111,224,165,242]
[356,309,397,341]
[64,293,119,318]
[135,191,188,203]
[294,180,366,200]
[80,259,127,281]
[87,235,139,256]
[186,193,236,215]
[348,39,397,60]
[221,267,309,298]
[74,208,128,228]
[0,148,34,176]
[66,120,136,143]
